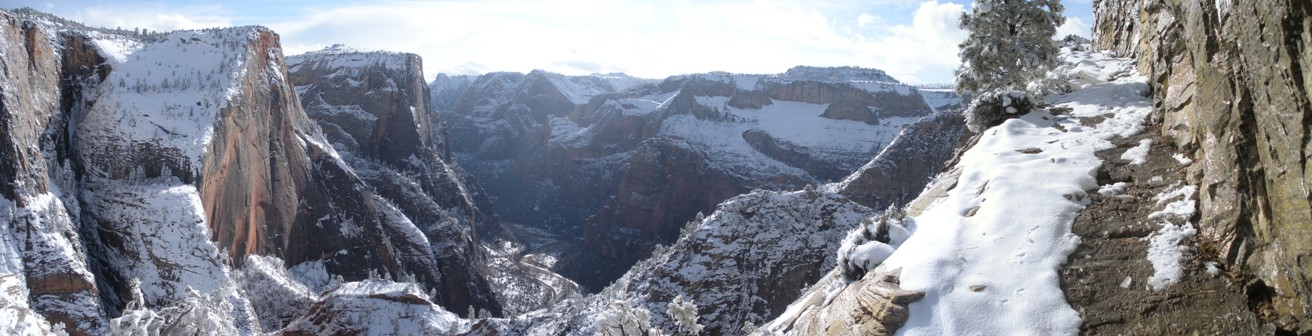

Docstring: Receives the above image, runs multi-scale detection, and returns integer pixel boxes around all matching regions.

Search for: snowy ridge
[430,73,475,111]
[235,256,317,331]
[783,65,899,83]
[533,70,654,105]
[918,88,963,112]
[876,48,1153,335]
[546,92,924,183]
[670,66,912,94]
[287,44,415,81]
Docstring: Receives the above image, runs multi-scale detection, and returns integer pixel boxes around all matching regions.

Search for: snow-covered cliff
[0,9,509,334]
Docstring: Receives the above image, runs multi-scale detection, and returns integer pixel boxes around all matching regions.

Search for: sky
[3,0,1094,84]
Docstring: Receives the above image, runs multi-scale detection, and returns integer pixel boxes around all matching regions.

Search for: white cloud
[263,0,970,84]
[67,5,230,32]
[857,13,883,28]
[17,0,983,84]
[1055,16,1091,38]
[858,1,968,84]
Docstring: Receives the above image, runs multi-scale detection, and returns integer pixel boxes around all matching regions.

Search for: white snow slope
[883,48,1152,335]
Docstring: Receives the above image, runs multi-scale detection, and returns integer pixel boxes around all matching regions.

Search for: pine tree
[955,0,1065,132]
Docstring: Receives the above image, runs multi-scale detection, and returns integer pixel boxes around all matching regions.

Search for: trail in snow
[884,48,1153,336]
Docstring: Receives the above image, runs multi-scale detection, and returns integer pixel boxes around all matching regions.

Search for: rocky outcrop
[839,112,970,209]
[1093,0,1312,331]
[742,129,851,182]
[286,47,504,317]
[761,268,923,336]
[614,189,872,334]
[63,22,472,325]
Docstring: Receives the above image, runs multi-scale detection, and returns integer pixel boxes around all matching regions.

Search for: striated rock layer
[1093,0,1312,331]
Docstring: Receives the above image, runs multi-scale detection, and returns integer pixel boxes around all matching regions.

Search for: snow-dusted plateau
[3,0,1312,335]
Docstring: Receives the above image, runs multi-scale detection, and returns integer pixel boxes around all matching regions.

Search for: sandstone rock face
[443,67,944,290]
[287,46,437,165]
[1093,0,1312,331]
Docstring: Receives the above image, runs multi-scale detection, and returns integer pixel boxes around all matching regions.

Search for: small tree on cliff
[955,0,1065,132]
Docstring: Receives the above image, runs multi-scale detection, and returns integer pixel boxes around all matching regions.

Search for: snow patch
[658,96,911,180]
[1148,185,1197,220]
[1205,262,1221,276]
[1120,138,1151,165]
[1145,222,1196,290]
[1143,184,1198,290]
[82,179,231,306]
[282,280,467,335]
[1097,182,1128,196]
[88,32,142,65]
[1172,153,1193,165]
[288,260,336,294]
